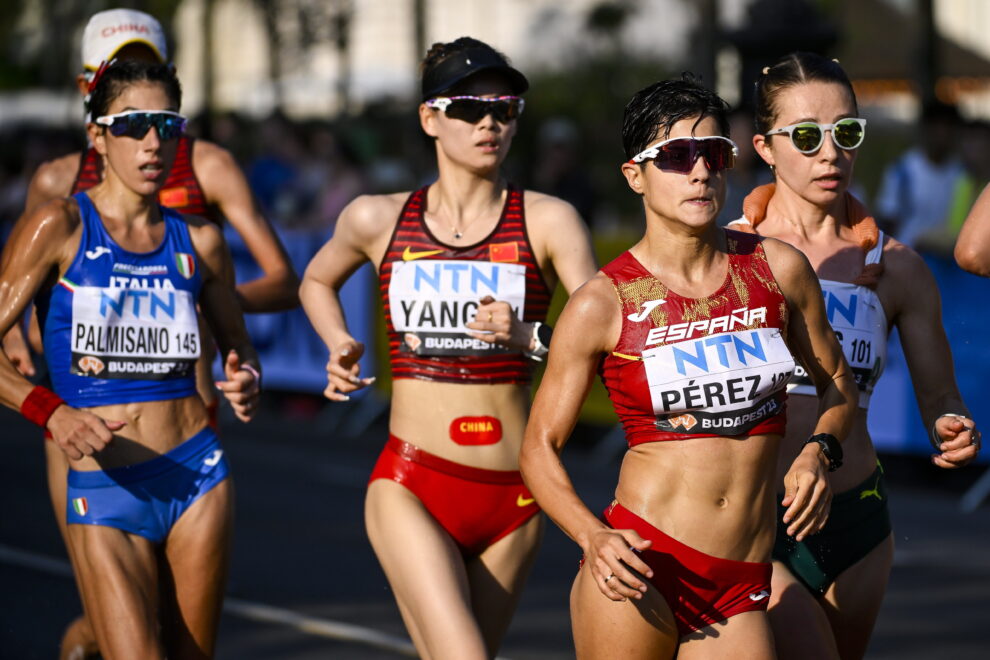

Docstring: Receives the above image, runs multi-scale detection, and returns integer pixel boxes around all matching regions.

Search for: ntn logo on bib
[389,260,527,334]
[643,327,795,417]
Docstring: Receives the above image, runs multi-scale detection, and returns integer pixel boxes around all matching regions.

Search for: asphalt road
[1,395,988,659]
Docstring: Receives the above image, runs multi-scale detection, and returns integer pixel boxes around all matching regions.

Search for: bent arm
[955,183,990,276]
[195,140,299,312]
[889,246,977,467]
[520,277,617,546]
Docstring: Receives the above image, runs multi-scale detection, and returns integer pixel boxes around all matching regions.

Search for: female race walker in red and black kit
[0,59,260,659]
[727,52,980,660]
[520,76,859,659]
[300,38,597,659]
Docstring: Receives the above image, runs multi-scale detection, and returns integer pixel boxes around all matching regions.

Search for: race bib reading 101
[70,286,200,380]
[389,259,527,356]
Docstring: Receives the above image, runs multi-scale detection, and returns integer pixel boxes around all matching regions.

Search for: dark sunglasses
[765,117,866,154]
[425,95,525,123]
[94,110,187,141]
[628,136,739,173]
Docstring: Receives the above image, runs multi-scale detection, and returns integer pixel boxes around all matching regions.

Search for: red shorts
[369,435,540,556]
[605,502,772,637]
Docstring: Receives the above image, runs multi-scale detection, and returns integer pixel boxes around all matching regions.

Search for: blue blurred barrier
[868,254,989,462]
[218,226,375,394]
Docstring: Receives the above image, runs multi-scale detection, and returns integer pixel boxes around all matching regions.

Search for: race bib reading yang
[389,259,527,356]
[642,326,795,435]
[69,285,200,380]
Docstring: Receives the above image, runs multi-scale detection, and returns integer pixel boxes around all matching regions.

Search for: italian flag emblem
[175,253,195,279]
[72,497,89,516]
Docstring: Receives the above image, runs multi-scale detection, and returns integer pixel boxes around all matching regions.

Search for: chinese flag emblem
[159,186,189,208]
[489,242,519,263]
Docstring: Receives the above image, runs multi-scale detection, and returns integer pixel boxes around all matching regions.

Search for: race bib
[789,284,886,400]
[389,259,527,356]
[70,285,200,380]
[643,327,795,435]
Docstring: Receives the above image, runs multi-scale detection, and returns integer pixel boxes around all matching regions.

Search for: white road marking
[0,543,418,656]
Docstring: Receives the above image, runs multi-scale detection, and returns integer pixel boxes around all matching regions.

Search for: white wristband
[239,363,261,388]
[930,413,967,449]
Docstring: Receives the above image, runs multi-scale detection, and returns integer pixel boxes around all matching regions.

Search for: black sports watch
[806,433,843,471]
[524,322,553,361]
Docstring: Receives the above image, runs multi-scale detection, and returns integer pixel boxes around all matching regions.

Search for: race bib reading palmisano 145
[389,259,527,356]
[69,284,200,380]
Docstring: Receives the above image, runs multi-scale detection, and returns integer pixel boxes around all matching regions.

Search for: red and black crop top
[599,230,795,445]
[72,135,219,224]
[379,185,551,384]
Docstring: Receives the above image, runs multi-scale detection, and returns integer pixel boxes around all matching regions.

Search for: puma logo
[85,246,112,260]
[627,299,666,323]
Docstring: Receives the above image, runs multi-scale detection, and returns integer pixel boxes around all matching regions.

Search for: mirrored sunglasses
[425,95,525,123]
[628,136,739,174]
[765,117,866,154]
[94,110,187,141]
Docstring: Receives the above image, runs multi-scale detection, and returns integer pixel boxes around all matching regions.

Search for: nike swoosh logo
[402,246,445,261]
[516,494,536,507]
[203,450,224,467]
[748,590,770,601]
[627,298,666,322]
[85,246,112,260]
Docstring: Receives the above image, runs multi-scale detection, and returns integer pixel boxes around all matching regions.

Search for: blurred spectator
[531,117,597,226]
[720,107,772,225]
[875,101,964,254]
[298,123,368,231]
[247,111,306,226]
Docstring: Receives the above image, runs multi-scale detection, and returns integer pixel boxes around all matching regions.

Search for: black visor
[421,44,528,100]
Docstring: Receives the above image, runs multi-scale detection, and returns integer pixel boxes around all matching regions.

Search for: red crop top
[599,230,795,445]
[378,185,551,384]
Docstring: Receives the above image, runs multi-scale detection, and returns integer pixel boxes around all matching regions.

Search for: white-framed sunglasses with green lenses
[766,117,866,154]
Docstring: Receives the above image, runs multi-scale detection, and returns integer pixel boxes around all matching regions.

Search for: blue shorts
[66,427,229,542]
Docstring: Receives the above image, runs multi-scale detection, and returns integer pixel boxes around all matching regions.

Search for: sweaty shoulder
[27,153,80,212]
[336,192,408,244]
[11,196,83,266]
[758,235,818,298]
[190,138,235,173]
[522,189,583,227]
[556,272,621,352]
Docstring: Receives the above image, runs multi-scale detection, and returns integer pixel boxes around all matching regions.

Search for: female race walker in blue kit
[0,59,260,659]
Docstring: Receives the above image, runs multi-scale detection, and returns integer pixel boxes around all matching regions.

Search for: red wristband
[20,386,66,428]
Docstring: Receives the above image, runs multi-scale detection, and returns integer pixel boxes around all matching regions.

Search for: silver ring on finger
[604,573,614,584]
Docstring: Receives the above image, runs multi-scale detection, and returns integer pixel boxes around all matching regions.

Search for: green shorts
[773,464,892,596]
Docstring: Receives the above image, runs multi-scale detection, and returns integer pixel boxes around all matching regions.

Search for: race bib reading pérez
[389,260,527,356]
[70,286,200,380]
[643,326,795,435]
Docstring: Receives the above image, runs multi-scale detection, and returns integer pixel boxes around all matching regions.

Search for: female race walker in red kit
[300,38,597,658]
[520,75,858,659]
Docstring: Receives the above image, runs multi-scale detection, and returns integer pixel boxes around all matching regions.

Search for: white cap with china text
[81,9,167,71]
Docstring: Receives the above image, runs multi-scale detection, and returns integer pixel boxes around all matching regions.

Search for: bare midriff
[389,378,530,471]
[68,395,210,472]
[614,433,781,563]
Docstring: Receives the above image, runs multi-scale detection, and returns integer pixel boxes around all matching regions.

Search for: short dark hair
[86,59,182,120]
[621,74,730,159]
[754,52,857,135]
